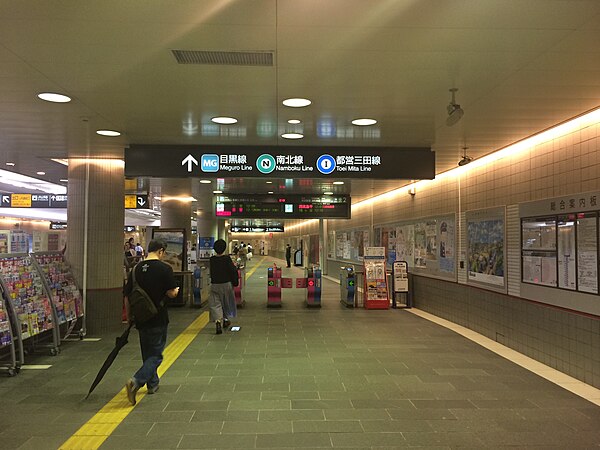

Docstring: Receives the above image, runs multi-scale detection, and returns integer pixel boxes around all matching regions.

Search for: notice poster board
[576,213,598,294]
[152,228,187,272]
[363,247,388,309]
[557,215,576,290]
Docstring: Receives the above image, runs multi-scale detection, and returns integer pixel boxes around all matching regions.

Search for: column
[67,158,125,334]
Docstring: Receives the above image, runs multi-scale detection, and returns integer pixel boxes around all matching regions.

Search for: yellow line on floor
[59,311,209,450]
[245,256,266,279]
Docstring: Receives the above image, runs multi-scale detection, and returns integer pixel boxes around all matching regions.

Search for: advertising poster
[557,216,576,290]
[438,220,455,273]
[576,214,597,293]
[396,225,414,268]
[414,222,427,268]
[152,229,186,271]
[467,217,505,286]
[425,220,437,261]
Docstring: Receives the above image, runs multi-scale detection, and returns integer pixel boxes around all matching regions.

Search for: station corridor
[1,257,599,449]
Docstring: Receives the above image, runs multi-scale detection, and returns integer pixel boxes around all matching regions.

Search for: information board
[216,194,350,219]
[0,193,67,208]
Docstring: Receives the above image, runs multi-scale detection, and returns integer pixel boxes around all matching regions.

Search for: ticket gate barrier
[267,265,282,307]
[305,266,322,307]
[234,266,246,307]
[339,266,355,308]
[192,266,209,307]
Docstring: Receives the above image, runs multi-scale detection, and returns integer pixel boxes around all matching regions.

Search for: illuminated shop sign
[0,193,68,208]
[126,145,435,180]
[216,194,350,219]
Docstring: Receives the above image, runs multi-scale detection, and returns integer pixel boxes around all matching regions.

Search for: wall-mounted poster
[152,228,187,272]
[467,208,505,288]
[396,225,414,268]
[557,215,576,290]
[576,213,597,293]
[438,220,455,273]
[414,222,427,268]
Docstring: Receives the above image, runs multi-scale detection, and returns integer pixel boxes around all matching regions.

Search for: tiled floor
[1,256,599,449]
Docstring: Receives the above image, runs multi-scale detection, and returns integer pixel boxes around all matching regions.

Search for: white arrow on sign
[137,197,146,207]
[181,154,198,172]
[2,195,9,204]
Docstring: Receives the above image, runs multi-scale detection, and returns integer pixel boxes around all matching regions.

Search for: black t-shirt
[210,254,238,284]
[124,260,178,329]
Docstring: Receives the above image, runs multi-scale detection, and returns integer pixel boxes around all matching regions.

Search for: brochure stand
[32,252,84,341]
[363,247,389,309]
[0,254,58,363]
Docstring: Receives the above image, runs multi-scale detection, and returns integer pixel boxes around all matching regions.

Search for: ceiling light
[333,181,344,185]
[446,88,464,127]
[51,158,69,166]
[287,119,302,124]
[323,191,333,195]
[281,133,304,139]
[5,162,15,167]
[282,98,311,108]
[96,129,121,137]
[60,179,68,183]
[267,191,274,194]
[213,190,223,194]
[199,179,212,184]
[266,181,273,184]
[36,171,46,175]
[211,116,238,125]
[352,118,377,126]
[37,92,71,103]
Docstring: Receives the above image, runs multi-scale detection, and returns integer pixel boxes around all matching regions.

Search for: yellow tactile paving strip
[59,311,209,450]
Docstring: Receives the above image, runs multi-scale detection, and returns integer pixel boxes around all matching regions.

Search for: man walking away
[123,239,179,405]
[285,244,292,268]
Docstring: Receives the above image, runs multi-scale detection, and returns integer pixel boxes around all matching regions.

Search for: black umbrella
[85,323,133,399]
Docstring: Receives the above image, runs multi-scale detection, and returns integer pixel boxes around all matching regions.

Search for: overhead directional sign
[126,145,435,180]
[124,194,149,209]
[0,193,68,208]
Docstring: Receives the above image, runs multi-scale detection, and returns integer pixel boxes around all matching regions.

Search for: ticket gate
[192,266,209,307]
[339,266,356,307]
[305,266,322,307]
[267,264,282,307]
[234,266,246,307]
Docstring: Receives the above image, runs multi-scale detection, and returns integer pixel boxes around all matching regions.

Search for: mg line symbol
[256,154,276,174]
[200,154,219,172]
[316,154,336,174]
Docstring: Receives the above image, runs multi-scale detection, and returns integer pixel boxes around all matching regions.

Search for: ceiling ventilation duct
[171,50,274,66]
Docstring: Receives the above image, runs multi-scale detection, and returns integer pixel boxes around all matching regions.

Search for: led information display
[126,145,435,180]
[216,195,350,219]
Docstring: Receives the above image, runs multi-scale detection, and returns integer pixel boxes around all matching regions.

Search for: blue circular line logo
[316,154,336,175]
[256,154,276,174]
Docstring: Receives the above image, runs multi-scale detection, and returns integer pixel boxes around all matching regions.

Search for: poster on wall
[557,215,576,290]
[576,213,597,293]
[152,228,186,271]
[425,220,437,261]
[396,225,414,268]
[438,220,454,272]
[467,208,505,288]
[414,222,427,268]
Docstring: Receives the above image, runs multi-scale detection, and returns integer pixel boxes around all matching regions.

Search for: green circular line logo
[256,154,276,174]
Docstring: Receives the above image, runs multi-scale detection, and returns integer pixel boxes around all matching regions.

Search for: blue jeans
[132,325,167,390]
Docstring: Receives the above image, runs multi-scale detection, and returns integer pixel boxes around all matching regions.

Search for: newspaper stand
[0,253,58,365]
[234,265,246,307]
[0,286,17,376]
[363,247,389,309]
[267,264,282,307]
[32,252,84,341]
[340,266,356,307]
[392,261,411,308]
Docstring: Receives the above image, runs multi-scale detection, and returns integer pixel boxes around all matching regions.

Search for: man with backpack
[123,239,179,405]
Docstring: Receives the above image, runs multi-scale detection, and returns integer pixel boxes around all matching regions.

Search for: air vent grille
[172,50,273,66]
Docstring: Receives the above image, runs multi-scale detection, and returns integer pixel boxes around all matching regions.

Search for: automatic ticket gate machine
[304,266,322,307]
[339,266,356,307]
[267,264,282,307]
[192,266,209,307]
[234,265,246,307]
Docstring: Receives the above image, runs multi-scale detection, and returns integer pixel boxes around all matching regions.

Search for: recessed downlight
[37,92,71,103]
[211,116,238,125]
[96,129,121,137]
[266,181,273,184]
[213,190,223,194]
[287,119,302,124]
[60,179,68,182]
[199,179,212,184]
[267,191,274,194]
[323,191,334,195]
[36,171,46,175]
[352,118,377,126]
[333,181,345,185]
[281,133,304,140]
[282,98,311,108]
[5,162,15,167]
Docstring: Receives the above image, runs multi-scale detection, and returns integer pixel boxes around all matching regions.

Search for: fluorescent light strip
[352,106,600,211]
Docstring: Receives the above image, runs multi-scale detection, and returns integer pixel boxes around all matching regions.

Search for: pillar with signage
[363,247,389,309]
